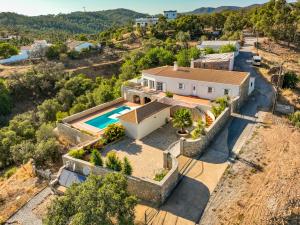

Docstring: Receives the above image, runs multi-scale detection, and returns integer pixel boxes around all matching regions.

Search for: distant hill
[0,9,148,34]
[185,4,261,15]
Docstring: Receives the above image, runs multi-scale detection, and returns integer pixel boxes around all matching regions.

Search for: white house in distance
[197,40,240,56]
[164,10,177,20]
[141,63,252,101]
[67,41,95,52]
[118,101,170,140]
[0,40,51,64]
[192,52,235,71]
[135,17,159,27]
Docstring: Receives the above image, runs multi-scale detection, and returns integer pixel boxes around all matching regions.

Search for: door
[192,85,197,96]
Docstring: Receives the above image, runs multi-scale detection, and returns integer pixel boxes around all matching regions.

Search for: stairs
[205,113,214,127]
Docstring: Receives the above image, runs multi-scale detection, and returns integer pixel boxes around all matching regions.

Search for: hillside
[0,8,148,34]
[186,4,261,14]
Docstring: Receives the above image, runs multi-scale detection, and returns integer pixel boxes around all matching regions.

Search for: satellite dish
[83,166,90,176]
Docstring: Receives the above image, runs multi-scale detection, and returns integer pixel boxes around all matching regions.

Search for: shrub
[203,47,215,54]
[282,72,299,89]
[103,124,125,144]
[165,91,174,98]
[90,149,103,166]
[34,138,60,165]
[105,152,122,171]
[219,44,237,53]
[211,105,223,118]
[191,120,205,139]
[154,169,168,182]
[172,108,193,133]
[69,149,85,159]
[121,157,132,176]
[93,138,107,149]
[3,167,17,179]
[211,96,229,118]
[289,111,300,128]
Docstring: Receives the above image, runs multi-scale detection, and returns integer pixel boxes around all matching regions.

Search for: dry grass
[200,113,300,225]
[0,64,31,78]
[0,162,47,223]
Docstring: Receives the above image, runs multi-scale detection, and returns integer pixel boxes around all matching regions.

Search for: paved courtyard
[102,123,179,179]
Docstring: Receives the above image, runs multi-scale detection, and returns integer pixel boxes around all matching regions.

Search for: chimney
[190,58,194,68]
[173,61,178,71]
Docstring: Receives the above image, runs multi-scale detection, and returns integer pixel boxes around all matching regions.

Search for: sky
[0,0,294,16]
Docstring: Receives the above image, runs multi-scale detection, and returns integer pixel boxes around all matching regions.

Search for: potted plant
[172,108,192,137]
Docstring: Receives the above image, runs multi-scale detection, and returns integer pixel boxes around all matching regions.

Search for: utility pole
[272,61,286,114]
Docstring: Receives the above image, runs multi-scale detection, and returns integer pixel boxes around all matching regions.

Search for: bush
[90,149,103,166]
[211,96,229,118]
[34,138,60,165]
[219,44,236,53]
[289,111,300,128]
[103,124,125,144]
[121,157,132,176]
[3,167,17,179]
[105,152,122,171]
[154,169,168,182]
[165,91,174,98]
[93,138,107,150]
[282,72,299,89]
[203,47,215,54]
[191,120,205,139]
[69,149,85,159]
[211,105,223,118]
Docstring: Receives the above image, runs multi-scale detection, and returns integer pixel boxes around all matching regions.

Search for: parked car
[252,55,262,66]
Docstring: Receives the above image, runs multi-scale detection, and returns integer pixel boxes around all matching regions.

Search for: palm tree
[172,108,193,134]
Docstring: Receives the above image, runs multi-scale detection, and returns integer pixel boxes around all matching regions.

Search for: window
[208,87,213,93]
[156,82,163,91]
[143,79,148,87]
[149,80,155,89]
[178,83,184,90]
[224,89,230,95]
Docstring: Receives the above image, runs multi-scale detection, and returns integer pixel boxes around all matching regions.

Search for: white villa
[164,10,177,20]
[198,40,240,56]
[138,63,252,101]
[135,17,159,27]
[0,40,51,64]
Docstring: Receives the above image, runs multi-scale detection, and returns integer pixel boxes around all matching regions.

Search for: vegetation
[68,149,85,159]
[172,108,193,134]
[44,173,137,225]
[90,149,103,166]
[289,111,300,128]
[282,72,299,89]
[154,169,168,182]
[3,166,17,179]
[0,79,12,117]
[103,124,126,144]
[191,120,205,139]
[211,96,229,118]
[122,157,133,176]
[219,44,237,53]
[0,42,18,58]
[165,91,174,98]
[105,152,122,172]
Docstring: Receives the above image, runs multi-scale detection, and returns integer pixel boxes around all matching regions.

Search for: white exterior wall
[120,107,170,140]
[248,77,255,95]
[229,57,235,71]
[75,43,94,52]
[197,42,240,55]
[0,50,29,64]
[135,18,159,27]
[164,11,177,20]
[143,73,241,100]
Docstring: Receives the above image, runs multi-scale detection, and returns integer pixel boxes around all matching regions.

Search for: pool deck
[69,101,140,136]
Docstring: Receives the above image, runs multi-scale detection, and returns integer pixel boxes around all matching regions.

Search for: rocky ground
[200,113,300,225]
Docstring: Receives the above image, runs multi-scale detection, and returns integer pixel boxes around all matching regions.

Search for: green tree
[172,108,193,134]
[34,138,60,166]
[105,152,122,171]
[90,149,103,166]
[0,79,12,116]
[0,42,19,58]
[35,123,55,142]
[93,84,115,105]
[176,31,191,48]
[191,120,205,139]
[122,157,133,176]
[10,140,35,165]
[282,71,299,89]
[37,99,62,122]
[43,173,137,225]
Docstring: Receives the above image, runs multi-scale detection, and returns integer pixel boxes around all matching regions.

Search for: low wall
[62,153,179,205]
[182,107,231,157]
[63,97,124,124]
[57,123,96,145]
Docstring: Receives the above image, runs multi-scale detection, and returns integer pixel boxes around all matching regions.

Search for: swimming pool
[85,106,131,130]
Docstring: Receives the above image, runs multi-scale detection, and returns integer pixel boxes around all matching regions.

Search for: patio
[102,123,180,179]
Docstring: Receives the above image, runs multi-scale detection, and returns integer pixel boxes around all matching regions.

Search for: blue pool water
[85,106,131,130]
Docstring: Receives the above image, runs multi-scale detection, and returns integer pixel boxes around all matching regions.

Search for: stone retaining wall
[62,153,179,205]
[57,123,96,145]
[181,107,231,157]
[62,97,124,124]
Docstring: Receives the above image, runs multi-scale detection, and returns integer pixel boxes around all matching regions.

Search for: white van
[252,55,262,66]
